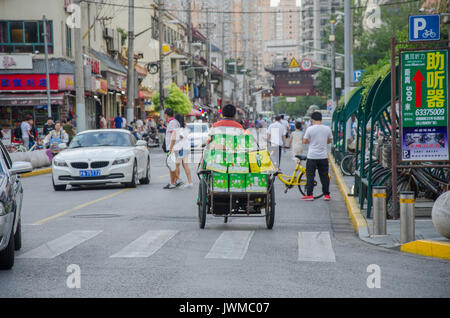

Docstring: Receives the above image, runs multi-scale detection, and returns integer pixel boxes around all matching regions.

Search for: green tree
[152,83,192,115]
[117,27,128,46]
[273,96,326,117]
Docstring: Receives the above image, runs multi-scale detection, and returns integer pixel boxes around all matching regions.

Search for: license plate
[79,169,101,177]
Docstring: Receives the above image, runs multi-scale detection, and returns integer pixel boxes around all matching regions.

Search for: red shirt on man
[213,119,243,129]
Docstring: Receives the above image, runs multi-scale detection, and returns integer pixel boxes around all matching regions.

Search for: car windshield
[187,124,208,133]
[69,131,134,148]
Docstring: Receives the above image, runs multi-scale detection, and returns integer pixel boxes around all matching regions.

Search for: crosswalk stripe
[205,231,254,260]
[17,230,102,259]
[110,230,179,258]
[297,232,336,262]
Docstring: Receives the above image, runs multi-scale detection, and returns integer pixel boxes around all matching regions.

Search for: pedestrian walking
[157,119,166,147]
[99,114,107,129]
[114,114,123,129]
[20,115,34,150]
[267,115,286,168]
[163,108,182,189]
[301,112,333,201]
[288,121,304,158]
[169,114,193,188]
[121,113,127,129]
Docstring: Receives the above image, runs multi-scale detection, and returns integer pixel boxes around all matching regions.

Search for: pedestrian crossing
[17,229,336,263]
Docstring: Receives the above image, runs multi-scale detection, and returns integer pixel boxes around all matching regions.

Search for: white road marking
[110,230,178,258]
[17,230,102,259]
[297,232,336,262]
[205,231,254,260]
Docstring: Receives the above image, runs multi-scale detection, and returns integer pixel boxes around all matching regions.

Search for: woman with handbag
[168,114,193,188]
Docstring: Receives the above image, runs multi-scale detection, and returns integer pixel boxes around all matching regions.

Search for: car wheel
[125,161,137,188]
[14,219,21,251]
[0,227,15,270]
[52,176,66,191]
[139,157,151,185]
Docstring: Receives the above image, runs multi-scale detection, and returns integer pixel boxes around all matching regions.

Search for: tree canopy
[152,83,192,115]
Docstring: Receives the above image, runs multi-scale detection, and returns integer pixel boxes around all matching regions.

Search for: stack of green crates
[206,134,268,193]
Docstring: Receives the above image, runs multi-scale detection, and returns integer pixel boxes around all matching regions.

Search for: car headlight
[0,202,5,216]
[53,159,68,167]
[112,157,132,165]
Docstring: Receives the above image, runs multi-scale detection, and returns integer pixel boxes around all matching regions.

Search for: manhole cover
[72,214,121,219]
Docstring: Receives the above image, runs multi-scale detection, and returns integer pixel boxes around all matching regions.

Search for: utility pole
[344,0,353,104]
[158,0,165,117]
[220,15,225,112]
[187,0,192,101]
[234,35,237,106]
[330,20,336,111]
[126,0,135,123]
[74,0,86,131]
[42,15,52,119]
[205,6,212,109]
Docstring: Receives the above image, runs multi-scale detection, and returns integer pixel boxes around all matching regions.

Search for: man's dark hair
[164,108,174,117]
[311,112,322,121]
[48,117,53,120]
[222,104,236,118]
[275,115,282,121]
[295,121,302,130]
[280,114,284,119]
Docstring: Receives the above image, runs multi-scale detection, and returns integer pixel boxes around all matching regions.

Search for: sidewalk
[329,154,450,260]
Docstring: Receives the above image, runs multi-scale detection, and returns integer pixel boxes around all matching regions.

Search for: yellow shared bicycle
[276,155,331,199]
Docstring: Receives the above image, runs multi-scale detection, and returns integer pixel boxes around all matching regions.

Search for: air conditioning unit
[113,29,121,52]
[104,27,113,39]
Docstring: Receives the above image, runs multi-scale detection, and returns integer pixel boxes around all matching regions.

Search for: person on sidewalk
[20,115,34,150]
[43,117,55,136]
[163,108,183,189]
[267,115,286,169]
[114,114,123,129]
[169,114,193,188]
[301,111,333,201]
[288,121,304,158]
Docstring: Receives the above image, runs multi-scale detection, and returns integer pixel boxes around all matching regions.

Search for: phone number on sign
[415,109,445,116]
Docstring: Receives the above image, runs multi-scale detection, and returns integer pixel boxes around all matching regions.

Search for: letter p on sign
[413,18,426,39]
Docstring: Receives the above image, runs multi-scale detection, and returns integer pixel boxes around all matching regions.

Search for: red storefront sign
[0,74,58,91]
[84,55,100,75]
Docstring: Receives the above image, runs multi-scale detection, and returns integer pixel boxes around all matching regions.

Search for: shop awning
[0,93,66,106]
[188,109,202,116]
[90,48,127,75]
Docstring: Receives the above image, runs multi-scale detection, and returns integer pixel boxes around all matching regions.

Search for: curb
[20,167,52,178]
[328,154,369,238]
[400,240,450,260]
[329,153,450,261]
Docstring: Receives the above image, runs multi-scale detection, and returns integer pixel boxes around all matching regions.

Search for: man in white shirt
[280,115,290,139]
[163,108,182,189]
[267,115,287,168]
[302,112,333,201]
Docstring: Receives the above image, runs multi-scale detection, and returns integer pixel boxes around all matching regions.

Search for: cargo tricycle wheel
[198,179,207,229]
[266,184,275,229]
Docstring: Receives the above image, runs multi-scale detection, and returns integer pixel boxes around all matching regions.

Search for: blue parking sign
[409,14,440,42]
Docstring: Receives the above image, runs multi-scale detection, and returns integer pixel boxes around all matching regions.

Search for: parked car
[187,123,209,150]
[51,129,151,191]
[0,140,32,270]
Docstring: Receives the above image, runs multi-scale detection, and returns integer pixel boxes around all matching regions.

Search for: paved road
[0,148,449,297]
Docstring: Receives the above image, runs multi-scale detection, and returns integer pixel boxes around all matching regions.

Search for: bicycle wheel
[297,172,328,199]
[340,154,355,176]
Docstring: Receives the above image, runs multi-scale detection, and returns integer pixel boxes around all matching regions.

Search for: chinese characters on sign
[401,50,449,161]
[0,74,58,91]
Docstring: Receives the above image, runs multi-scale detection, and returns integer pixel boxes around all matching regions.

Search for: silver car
[0,141,32,269]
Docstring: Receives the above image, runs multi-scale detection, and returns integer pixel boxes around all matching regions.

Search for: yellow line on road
[33,188,130,225]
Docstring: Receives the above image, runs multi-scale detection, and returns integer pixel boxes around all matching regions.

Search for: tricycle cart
[196,168,276,230]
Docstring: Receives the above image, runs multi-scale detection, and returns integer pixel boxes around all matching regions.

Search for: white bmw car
[52,129,150,191]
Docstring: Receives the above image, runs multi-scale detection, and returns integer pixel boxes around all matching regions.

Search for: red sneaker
[324,195,331,201]
[301,195,314,201]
